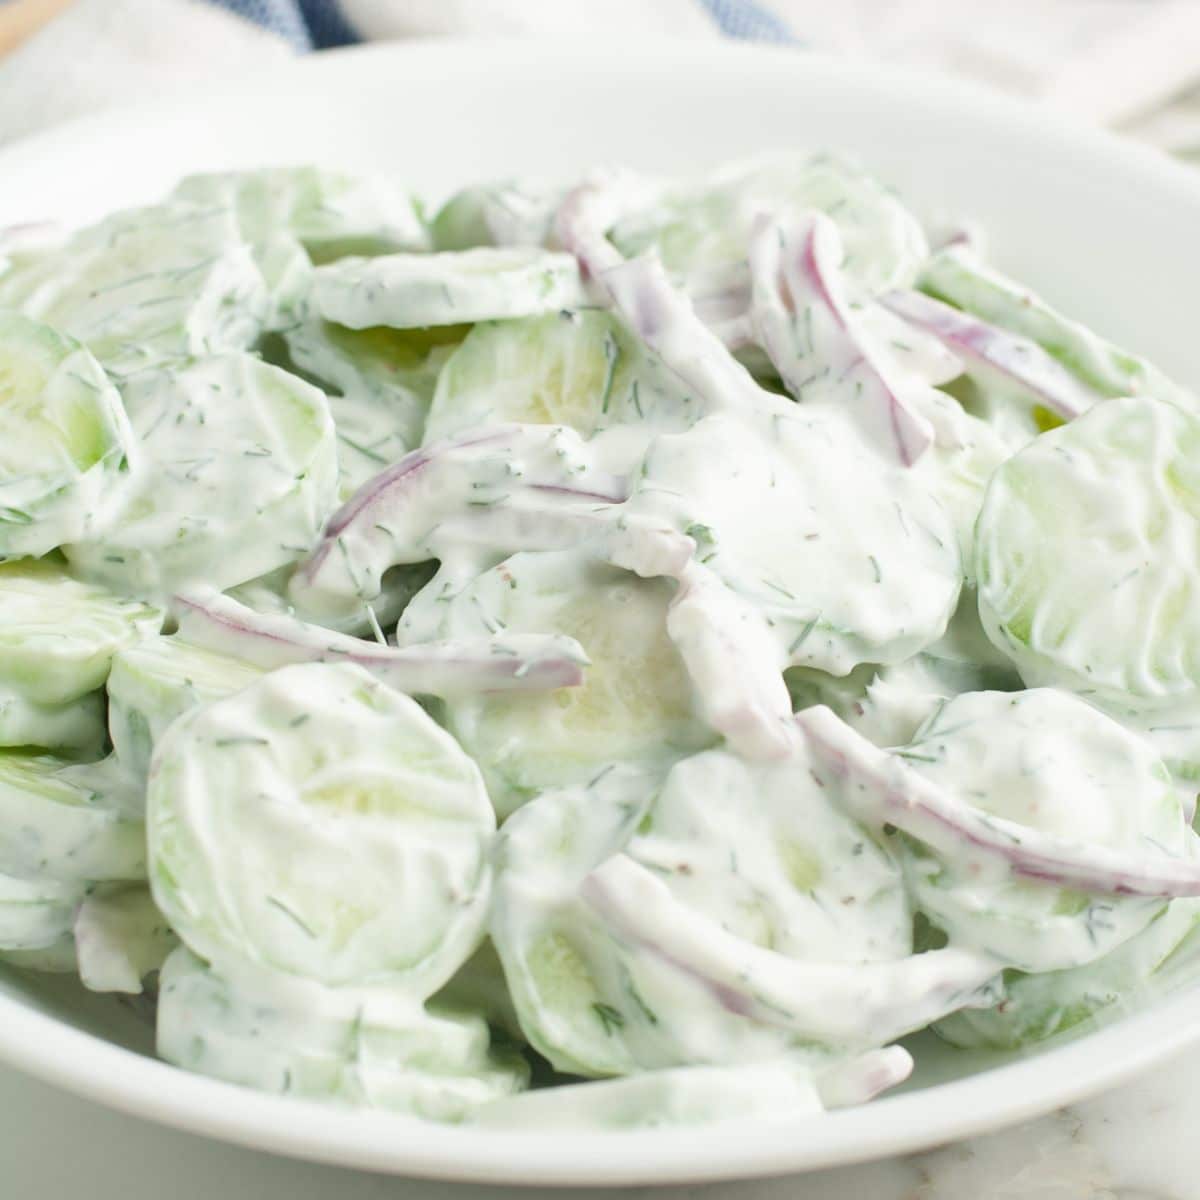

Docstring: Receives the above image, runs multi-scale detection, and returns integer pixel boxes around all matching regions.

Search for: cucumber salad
[3,155,1200,1131]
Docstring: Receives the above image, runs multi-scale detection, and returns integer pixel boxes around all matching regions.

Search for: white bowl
[3,37,1200,1187]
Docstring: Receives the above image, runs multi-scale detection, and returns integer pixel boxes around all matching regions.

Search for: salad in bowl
[2,150,1200,1132]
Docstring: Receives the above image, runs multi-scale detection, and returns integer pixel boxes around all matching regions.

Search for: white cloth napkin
[5,1,1200,151]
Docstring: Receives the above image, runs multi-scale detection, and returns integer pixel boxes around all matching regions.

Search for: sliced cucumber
[976,396,1200,776]
[312,247,588,330]
[786,590,1022,748]
[148,662,495,991]
[0,869,84,951]
[492,753,991,1076]
[0,936,76,972]
[630,746,911,967]
[0,202,269,379]
[64,353,338,600]
[896,688,1190,971]
[0,686,105,755]
[157,947,527,1119]
[0,312,136,557]
[427,550,716,817]
[423,310,696,454]
[107,634,264,783]
[74,885,177,994]
[0,559,162,705]
[911,391,1010,579]
[611,152,928,297]
[935,897,1200,1049]
[491,767,685,1077]
[433,939,525,1043]
[172,167,428,262]
[282,319,450,498]
[431,180,563,251]
[627,407,962,676]
[0,752,143,883]
[921,245,1194,409]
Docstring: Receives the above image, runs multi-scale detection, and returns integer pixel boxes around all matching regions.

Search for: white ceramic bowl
[3,37,1200,1187]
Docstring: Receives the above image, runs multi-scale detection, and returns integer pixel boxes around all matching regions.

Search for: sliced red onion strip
[881,289,1101,420]
[173,588,588,695]
[749,213,934,467]
[664,561,794,759]
[557,178,773,414]
[795,705,1200,898]
[290,423,633,617]
[580,854,1001,1047]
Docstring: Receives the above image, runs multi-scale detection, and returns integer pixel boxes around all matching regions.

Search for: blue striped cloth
[207,0,793,51]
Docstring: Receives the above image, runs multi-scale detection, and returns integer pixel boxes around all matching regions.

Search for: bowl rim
[3,34,1200,1186]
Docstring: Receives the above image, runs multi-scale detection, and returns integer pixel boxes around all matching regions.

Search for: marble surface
[4,1041,1198,1200]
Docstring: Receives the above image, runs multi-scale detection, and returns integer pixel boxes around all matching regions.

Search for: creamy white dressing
[1,155,1198,1131]
[65,353,339,601]
[977,396,1200,776]
[313,247,591,330]
[74,884,177,994]
[148,661,495,992]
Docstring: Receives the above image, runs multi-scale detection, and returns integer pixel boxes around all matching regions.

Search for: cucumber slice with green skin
[626,407,962,678]
[785,590,1022,748]
[0,935,76,973]
[560,192,961,751]
[912,392,1010,580]
[157,947,527,1119]
[0,686,106,755]
[313,247,589,331]
[107,635,264,785]
[583,855,998,1051]
[422,310,697,457]
[148,662,495,992]
[920,246,1194,409]
[427,550,716,817]
[282,319,451,498]
[881,289,1103,422]
[975,396,1200,776]
[253,233,315,331]
[173,588,587,696]
[491,766,714,1077]
[74,885,177,994]
[746,214,1005,576]
[935,896,1200,1050]
[798,703,1200,901]
[0,202,269,380]
[0,869,85,951]
[631,746,911,967]
[0,752,144,884]
[431,180,564,251]
[893,689,1191,971]
[492,753,989,1075]
[433,939,525,1044]
[0,559,162,705]
[609,153,929,298]
[172,167,429,263]
[64,353,338,601]
[0,312,137,558]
